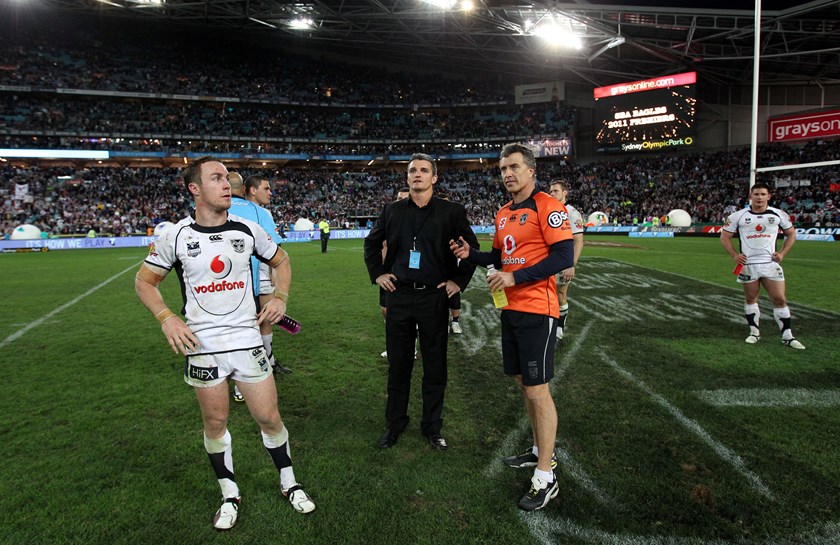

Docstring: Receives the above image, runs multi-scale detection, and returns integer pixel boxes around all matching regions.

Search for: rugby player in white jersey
[135,157,315,531]
[548,180,585,341]
[721,181,805,349]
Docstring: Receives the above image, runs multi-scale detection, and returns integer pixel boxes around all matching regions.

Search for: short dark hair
[409,153,437,176]
[181,156,217,197]
[245,175,270,194]
[750,181,773,194]
[550,179,569,191]
[500,143,536,170]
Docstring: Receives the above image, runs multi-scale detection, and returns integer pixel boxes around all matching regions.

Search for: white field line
[583,256,838,318]
[0,261,141,351]
[482,322,615,507]
[595,347,774,501]
[524,512,730,545]
[696,388,840,407]
[524,513,840,545]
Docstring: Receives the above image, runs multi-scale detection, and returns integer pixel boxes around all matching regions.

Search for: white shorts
[736,262,785,284]
[184,347,272,388]
[258,262,273,295]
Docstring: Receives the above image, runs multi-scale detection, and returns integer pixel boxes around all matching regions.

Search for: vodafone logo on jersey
[755,224,764,232]
[192,255,245,294]
[503,235,516,255]
[193,280,245,294]
[209,255,232,279]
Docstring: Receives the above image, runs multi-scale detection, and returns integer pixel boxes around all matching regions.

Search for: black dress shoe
[378,429,399,449]
[427,434,448,451]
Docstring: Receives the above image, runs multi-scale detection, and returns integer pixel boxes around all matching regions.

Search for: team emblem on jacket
[230,238,245,253]
[187,240,201,257]
[519,213,528,225]
[547,211,568,228]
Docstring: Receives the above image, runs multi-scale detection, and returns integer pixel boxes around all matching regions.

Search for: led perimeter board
[594,72,697,153]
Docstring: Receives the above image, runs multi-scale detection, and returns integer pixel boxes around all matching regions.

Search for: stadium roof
[13,0,840,87]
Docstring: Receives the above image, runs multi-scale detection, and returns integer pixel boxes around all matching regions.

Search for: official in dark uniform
[364,153,478,450]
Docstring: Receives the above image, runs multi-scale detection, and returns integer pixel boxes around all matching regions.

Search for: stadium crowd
[0,94,574,143]
[3,139,838,238]
[1,15,838,239]
[0,20,509,105]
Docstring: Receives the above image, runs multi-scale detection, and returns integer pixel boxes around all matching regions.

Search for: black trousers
[321,234,329,253]
[384,286,449,436]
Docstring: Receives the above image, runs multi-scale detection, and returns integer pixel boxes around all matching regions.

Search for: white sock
[531,445,539,456]
[204,430,239,499]
[262,427,297,491]
[534,467,554,483]
[773,307,794,340]
[744,303,760,337]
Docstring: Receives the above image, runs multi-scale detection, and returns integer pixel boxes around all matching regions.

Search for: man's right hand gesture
[449,237,470,260]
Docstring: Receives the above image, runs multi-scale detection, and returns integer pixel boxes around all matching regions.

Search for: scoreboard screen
[594,72,697,153]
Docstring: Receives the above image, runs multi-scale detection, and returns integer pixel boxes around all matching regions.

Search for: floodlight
[533,24,583,50]
[289,17,314,30]
[460,0,474,11]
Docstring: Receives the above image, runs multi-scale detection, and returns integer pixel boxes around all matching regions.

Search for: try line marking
[696,388,840,407]
[0,261,141,351]
[595,347,774,501]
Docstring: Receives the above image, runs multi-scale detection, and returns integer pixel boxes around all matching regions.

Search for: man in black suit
[364,153,478,450]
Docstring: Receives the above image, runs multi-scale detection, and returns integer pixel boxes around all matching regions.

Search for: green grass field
[1,235,838,545]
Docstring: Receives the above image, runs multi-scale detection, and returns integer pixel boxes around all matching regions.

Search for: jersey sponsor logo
[209,255,233,279]
[230,238,245,253]
[498,217,507,230]
[193,279,246,294]
[547,210,568,228]
[209,234,223,242]
[746,233,771,240]
[502,256,526,265]
[510,214,518,222]
[503,234,516,255]
[148,242,158,257]
[187,240,201,257]
[187,363,219,382]
[519,213,529,225]
[755,224,764,232]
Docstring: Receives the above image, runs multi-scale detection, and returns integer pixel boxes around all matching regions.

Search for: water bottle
[275,314,301,335]
[486,264,508,309]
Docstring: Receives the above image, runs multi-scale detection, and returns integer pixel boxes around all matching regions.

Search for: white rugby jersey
[566,203,585,235]
[722,206,792,265]
[146,212,279,354]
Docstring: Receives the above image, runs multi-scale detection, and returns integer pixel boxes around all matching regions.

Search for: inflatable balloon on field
[586,211,609,227]
[10,224,42,240]
[668,209,692,227]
